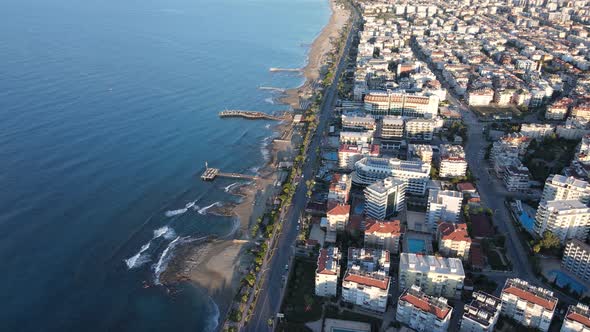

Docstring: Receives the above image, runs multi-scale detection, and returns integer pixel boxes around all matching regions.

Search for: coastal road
[244,11,359,332]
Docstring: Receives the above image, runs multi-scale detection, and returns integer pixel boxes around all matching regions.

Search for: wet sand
[159,0,349,322]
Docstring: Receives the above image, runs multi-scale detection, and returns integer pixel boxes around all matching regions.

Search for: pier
[201,163,257,181]
[269,67,302,73]
[219,110,285,121]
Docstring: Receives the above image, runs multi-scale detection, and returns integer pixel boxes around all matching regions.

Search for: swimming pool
[407,239,426,253]
[549,270,588,295]
[518,211,535,232]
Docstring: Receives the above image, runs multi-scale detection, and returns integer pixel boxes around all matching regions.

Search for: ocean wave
[264,97,275,105]
[153,225,176,240]
[224,182,239,192]
[153,236,182,285]
[164,199,199,217]
[198,202,221,215]
[265,124,271,129]
[205,297,220,332]
[124,242,151,269]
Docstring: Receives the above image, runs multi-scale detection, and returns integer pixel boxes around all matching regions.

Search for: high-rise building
[396,285,452,332]
[363,91,439,118]
[342,247,391,312]
[315,247,341,297]
[561,303,590,332]
[399,253,465,299]
[562,239,590,284]
[328,173,352,205]
[364,177,406,219]
[534,200,590,244]
[500,278,557,332]
[460,291,502,332]
[381,115,405,139]
[426,189,463,233]
[352,157,431,195]
[540,174,590,205]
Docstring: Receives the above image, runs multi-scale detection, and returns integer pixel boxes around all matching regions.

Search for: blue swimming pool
[518,211,535,232]
[354,203,364,215]
[549,270,588,295]
[408,239,426,253]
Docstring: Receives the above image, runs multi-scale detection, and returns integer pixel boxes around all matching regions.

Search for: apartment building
[328,173,352,205]
[342,114,376,131]
[342,267,390,313]
[396,285,453,332]
[546,99,571,120]
[408,144,434,163]
[399,253,465,299]
[540,174,590,205]
[315,247,341,297]
[502,164,530,192]
[520,123,555,139]
[342,247,391,312]
[406,118,437,141]
[340,131,373,145]
[338,143,380,170]
[561,303,590,332]
[381,115,405,139]
[534,200,590,244]
[562,239,590,283]
[323,204,350,243]
[352,157,431,195]
[437,222,471,261]
[426,190,463,233]
[460,291,502,332]
[364,177,406,219]
[500,278,557,332]
[467,88,494,106]
[439,144,468,178]
[364,219,403,254]
[363,91,439,119]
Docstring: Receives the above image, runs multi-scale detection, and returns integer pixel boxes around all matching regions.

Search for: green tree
[540,231,560,250]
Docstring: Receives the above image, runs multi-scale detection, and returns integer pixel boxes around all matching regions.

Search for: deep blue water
[0,0,329,331]
[407,239,426,253]
[549,270,588,295]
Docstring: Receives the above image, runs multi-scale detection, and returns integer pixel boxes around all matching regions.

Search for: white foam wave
[265,124,271,129]
[224,182,239,192]
[205,297,220,332]
[125,242,151,269]
[198,202,221,215]
[165,208,187,217]
[153,236,182,285]
[264,97,275,105]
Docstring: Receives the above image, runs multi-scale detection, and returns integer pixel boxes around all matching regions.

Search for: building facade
[315,247,341,297]
[500,278,557,332]
[399,253,465,299]
[396,285,452,332]
[534,200,590,244]
[364,177,406,219]
[437,222,472,260]
[561,303,590,332]
[352,157,431,195]
[540,174,590,205]
[426,189,463,233]
[562,239,590,284]
[364,219,403,253]
[439,144,468,178]
[460,291,502,332]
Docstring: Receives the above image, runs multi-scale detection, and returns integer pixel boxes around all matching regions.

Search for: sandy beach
[159,0,350,322]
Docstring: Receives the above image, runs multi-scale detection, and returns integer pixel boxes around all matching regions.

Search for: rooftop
[400,253,465,276]
[399,286,452,320]
[502,278,557,312]
[365,219,403,236]
[566,303,590,328]
[438,222,471,242]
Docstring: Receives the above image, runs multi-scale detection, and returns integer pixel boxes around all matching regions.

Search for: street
[243,11,360,332]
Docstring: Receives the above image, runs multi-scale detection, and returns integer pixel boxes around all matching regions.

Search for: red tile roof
[567,312,590,328]
[457,182,476,192]
[344,272,389,290]
[438,222,471,242]
[328,204,350,216]
[400,293,451,320]
[365,219,403,236]
[503,286,557,311]
[316,249,338,275]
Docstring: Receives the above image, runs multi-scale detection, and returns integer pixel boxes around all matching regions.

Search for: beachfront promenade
[243,7,360,332]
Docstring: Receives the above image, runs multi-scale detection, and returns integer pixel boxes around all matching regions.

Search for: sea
[0,0,330,331]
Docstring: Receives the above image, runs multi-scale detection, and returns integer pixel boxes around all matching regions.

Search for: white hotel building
[534,200,590,244]
[562,239,590,283]
[315,247,341,297]
[500,278,557,332]
[396,285,452,332]
[363,91,439,119]
[352,157,431,195]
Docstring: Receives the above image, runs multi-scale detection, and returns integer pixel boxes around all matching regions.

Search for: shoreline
[158,0,351,326]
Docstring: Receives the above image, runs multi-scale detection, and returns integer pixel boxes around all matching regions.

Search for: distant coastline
[158,0,351,329]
